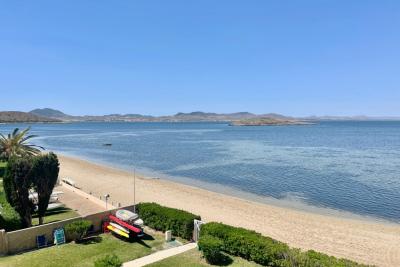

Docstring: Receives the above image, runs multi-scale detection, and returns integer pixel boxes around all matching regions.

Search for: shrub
[0,187,22,231]
[94,254,122,267]
[137,202,200,240]
[0,203,22,231]
[201,222,289,266]
[201,222,367,267]
[302,250,364,267]
[198,234,224,264]
[64,219,92,242]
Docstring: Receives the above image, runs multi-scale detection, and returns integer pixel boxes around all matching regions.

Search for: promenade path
[56,183,106,215]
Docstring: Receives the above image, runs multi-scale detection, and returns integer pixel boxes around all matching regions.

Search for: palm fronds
[0,127,44,159]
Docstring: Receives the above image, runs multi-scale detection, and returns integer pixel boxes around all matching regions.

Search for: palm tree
[0,127,44,160]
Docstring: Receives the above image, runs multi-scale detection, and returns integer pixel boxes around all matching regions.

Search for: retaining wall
[0,205,136,255]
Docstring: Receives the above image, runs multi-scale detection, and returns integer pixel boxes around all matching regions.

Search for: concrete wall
[0,204,136,255]
[6,217,80,254]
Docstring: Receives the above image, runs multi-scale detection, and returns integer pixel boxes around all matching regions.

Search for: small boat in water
[103,143,112,146]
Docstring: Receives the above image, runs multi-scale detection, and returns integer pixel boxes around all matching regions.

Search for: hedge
[0,200,22,231]
[0,178,22,231]
[201,222,289,266]
[200,222,368,267]
[198,234,225,264]
[136,202,200,240]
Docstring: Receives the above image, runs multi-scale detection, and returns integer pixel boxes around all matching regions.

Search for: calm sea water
[1,121,400,222]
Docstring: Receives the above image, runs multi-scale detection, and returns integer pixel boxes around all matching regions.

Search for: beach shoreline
[58,154,400,266]
[57,150,397,225]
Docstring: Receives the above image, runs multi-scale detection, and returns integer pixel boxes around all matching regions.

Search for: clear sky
[0,1,399,116]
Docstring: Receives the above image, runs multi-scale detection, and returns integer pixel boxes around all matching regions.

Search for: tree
[31,153,60,225]
[0,127,43,160]
[3,157,34,228]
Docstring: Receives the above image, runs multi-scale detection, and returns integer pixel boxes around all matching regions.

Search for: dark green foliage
[201,222,367,267]
[198,234,225,264]
[1,153,59,229]
[31,153,59,225]
[0,189,22,231]
[299,250,366,267]
[94,254,123,267]
[3,157,34,228]
[137,202,201,240]
[65,219,92,242]
[0,162,20,230]
[201,222,289,266]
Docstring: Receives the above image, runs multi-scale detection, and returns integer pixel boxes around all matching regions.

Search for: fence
[193,219,204,242]
[0,204,136,255]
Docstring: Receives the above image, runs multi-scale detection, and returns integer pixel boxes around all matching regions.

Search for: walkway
[55,183,107,216]
[123,243,197,267]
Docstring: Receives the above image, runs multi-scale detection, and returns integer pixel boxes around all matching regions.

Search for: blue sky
[0,1,399,116]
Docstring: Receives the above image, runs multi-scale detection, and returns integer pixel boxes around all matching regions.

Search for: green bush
[137,202,200,240]
[201,222,289,266]
[198,234,224,264]
[0,185,22,231]
[94,254,122,267]
[64,219,92,242]
[0,203,22,231]
[201,222,367,267]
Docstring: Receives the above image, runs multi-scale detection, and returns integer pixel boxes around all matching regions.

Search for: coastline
[56,150,397,225]
[58,154,400,266]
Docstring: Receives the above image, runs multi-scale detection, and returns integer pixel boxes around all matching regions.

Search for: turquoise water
[1,121,400,222]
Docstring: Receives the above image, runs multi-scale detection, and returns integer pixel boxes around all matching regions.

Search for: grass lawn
[0,231,165,267]
[145,248,262,267]
[31,207,79,226]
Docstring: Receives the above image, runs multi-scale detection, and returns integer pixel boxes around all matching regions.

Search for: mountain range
[0,111,60,123]
[0,108,399,123]
[28,108,296,122]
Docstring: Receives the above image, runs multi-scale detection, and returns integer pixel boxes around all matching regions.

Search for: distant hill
[260,113,294,120]
[24,109,283,122]
[168,111,261,121]
[3,108,398,123]
[30,108,71,119]
[0,111,60,123]
[230,117,312,126]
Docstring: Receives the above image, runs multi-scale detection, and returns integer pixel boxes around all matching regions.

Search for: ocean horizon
[1,121,399,223]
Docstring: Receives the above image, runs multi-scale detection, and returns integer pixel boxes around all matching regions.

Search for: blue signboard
[53,228,66,245]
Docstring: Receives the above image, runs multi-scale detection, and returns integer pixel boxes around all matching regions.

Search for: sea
[1,121,399,222]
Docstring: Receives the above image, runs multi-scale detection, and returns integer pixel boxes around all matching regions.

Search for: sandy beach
[58,155,400,267]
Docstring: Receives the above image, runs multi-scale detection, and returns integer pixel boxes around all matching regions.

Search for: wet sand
[59,155,400,266]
